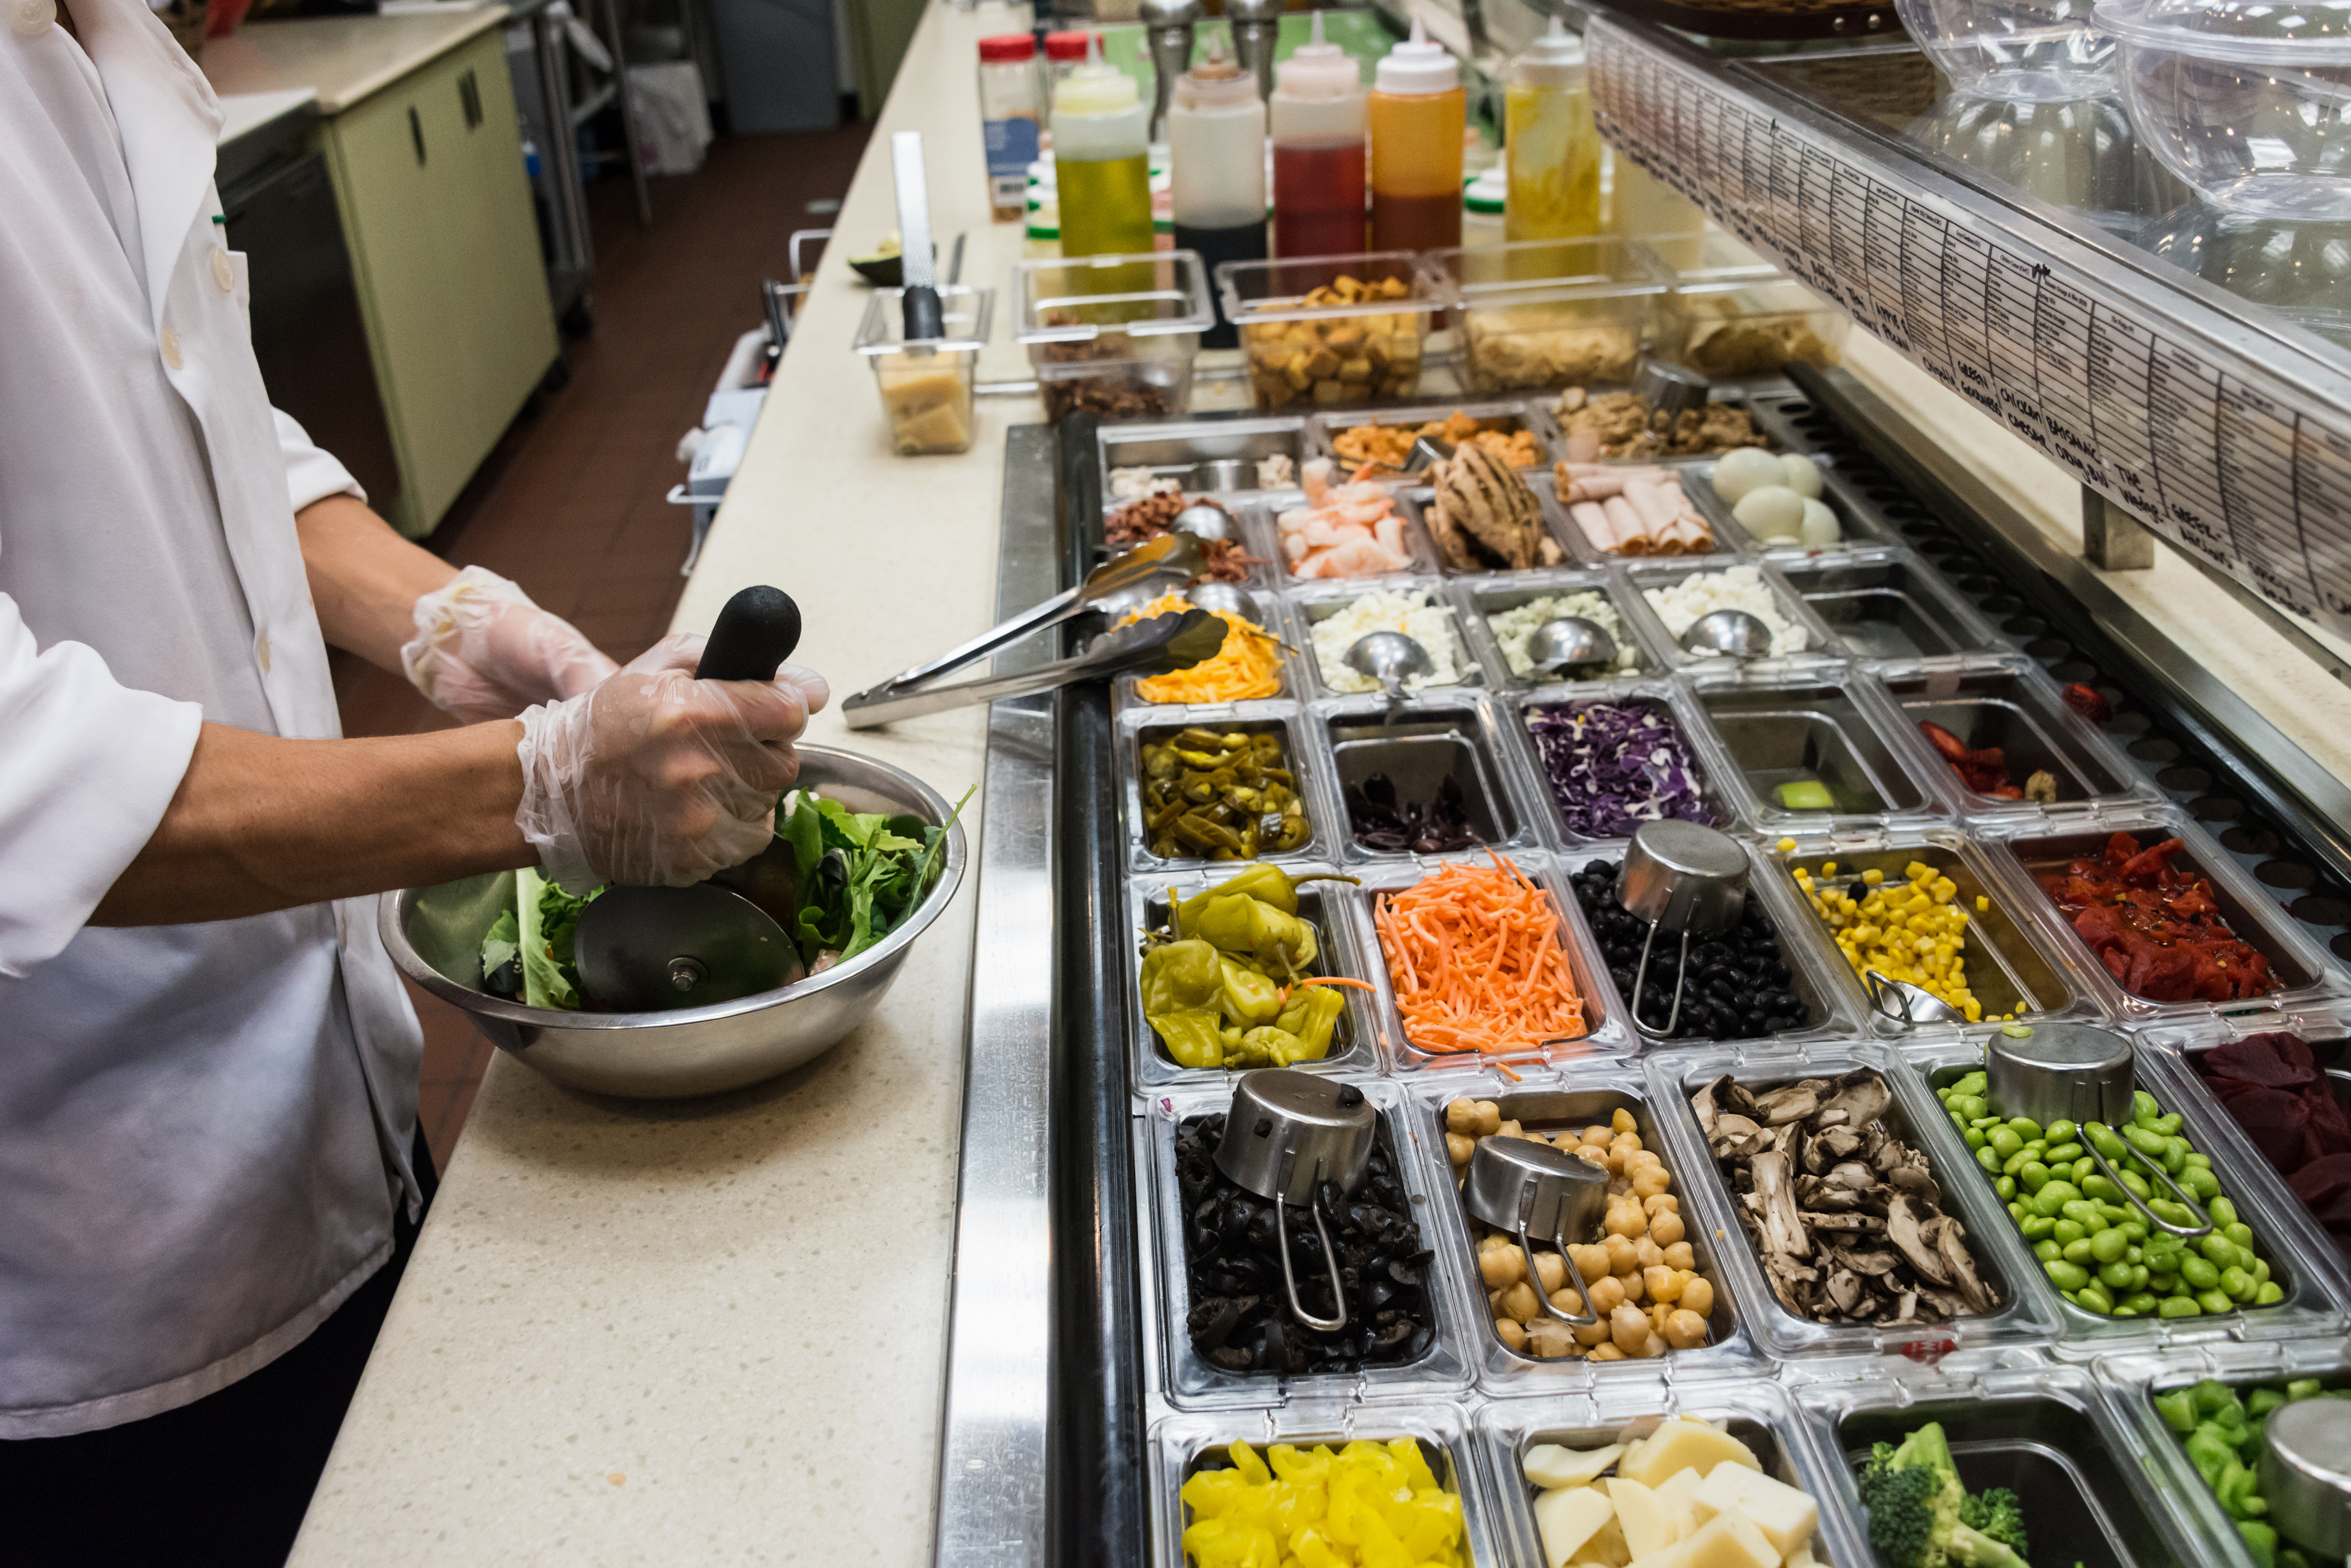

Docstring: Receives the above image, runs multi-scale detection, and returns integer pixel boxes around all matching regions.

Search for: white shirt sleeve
[0,595,203,978]
[274,406,365,514]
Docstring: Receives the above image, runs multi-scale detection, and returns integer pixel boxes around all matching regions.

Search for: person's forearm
[296,493,456,673]
[90,720,533,926]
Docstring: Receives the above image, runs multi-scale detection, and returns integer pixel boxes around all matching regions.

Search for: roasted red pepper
[2040,831,2279,1003]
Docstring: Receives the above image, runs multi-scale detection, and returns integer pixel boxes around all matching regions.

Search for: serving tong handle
[2083,1133,2215,1238]
[1509,1187,1600,1327]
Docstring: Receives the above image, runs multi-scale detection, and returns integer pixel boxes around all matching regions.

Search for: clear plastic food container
[1654,274,1851,378]
[851,284,994,456]
[2098,0,2351,219]
[1419,237,1669,394]
[1217,252,1457,411]
[1896,0,2120,102]
[1014,250,1214,424]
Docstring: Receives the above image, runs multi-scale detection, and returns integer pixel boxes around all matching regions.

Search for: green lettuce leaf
[516,866,598,1009]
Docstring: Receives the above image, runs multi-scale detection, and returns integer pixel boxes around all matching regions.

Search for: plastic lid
[1176,54,1259,110]
[2096,0,2351,58]
[1510,14,1584,86]
[1044,29,1094,61]
[1464,165,1506,213]
[1056,35,1141,115]
[1275,10,1363,98]
[978,33,1036,61]
[1376,17,1457,95]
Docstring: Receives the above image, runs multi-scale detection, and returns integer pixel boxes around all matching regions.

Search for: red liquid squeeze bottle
[1269,11,1367,257]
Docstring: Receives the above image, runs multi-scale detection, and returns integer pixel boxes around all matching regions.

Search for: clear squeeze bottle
[1269,11,1367,258]
[1053,36,1154,259]
[1503,15,1599,241]
[1367,18,1464,253]
[1169,51,1268,348]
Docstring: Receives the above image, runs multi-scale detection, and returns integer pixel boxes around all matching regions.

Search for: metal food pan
[1474,1377,1865,1568]
[1680,456,1891,557]
[1908,1038,2345,1349]
[1099,415,1307,501]
[1499,678,1737,850]
[1618,556,1848,670]
[1767,828,2105,1039]
[1642,1043,2061,1363]
[1096,494,1287,600]
[1308,398,1562,480]
[1397,481,1586,580]
[1288,576,1485,702]
[1799,1366,2206,1568]
[1351,849,1630,1077]
[1459,568,1664,688]
[1123,866,1387,1094]
[1984,811,2343,1023]
[1120,707,1339,874]
[1152,1401,1501,1568]
[1687,668,1948,833]
[1557,838,1859,1052]
[1401,1069,1760,1393]
[1102,591,1312,724]
[1550,462,1751,566]
[1879,657,2153,818]
[1774,549,2006,664]
[1251,486,1446,588]
[1322,698,1539,864]
[1139,1079,1476,1410]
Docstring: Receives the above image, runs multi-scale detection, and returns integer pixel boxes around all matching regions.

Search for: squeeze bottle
[1503,15,1599,240]
[1053,36,1154,259]
[1268,11,1367,257]
[1169,52,1268,347]
[1368,18,1465,253]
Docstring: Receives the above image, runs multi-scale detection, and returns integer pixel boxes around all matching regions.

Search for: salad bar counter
[934,367,2351,1568]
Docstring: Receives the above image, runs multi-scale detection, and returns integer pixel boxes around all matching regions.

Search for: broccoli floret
[1959,1486,2028,1556]
[1851,1422,2033,1568]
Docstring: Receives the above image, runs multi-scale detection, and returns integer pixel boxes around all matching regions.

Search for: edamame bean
[2045,1259,2090,1292]
[2158,1295,2202,1318]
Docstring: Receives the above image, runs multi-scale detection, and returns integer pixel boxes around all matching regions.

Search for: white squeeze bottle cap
[1510,14,1583,87]
[1058,31,1140,116]
[1276,10,1360,99]
[1376,16,1457,95]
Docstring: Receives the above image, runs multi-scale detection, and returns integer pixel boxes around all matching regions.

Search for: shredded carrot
[1123,592,1284,704]
[1373,852,1586,1059]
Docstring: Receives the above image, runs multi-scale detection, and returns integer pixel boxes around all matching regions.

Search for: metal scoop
[1346,631,1432,719]
[1187,581,1263,623]
[1986,1023,2213,1238]
[1681,608,1775,660]
[2263,1398,2351,1558]
[573,585,809,1013]
[1402,434,1455,476]
[1618,819,1749,1036]
[1463,1137,1604,1326]
[1525,616,1618,678]
[1862,970,1966,1028]
[1170,502,1235,543]
[1213,1070,1376,1332]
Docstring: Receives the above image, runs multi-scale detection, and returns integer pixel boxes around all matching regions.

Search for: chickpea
[1634,1236,1666,1269]
[1624,1149,1664,1172]
[1643,1193,1680,1218]
[1549,1287,1586,1316]
[1586,1274,1627,1315]
[1532,1252,1567,1294]
[1619,1268,1645,1304]
[1603,1203,1644,1239]
[1588,1341,1628,1361]
[1602,1147,1629,1177]
[1495,1317,1529,1352]
[1573,1318,1612,1347]
[1644,1265,1681,1302]
[1604,1234,1641,1276]
[1581,1125,1614,1147]
[1574,1146,1610,1172]
[1497,1119,1523,1139]
[1662,1241,1696,1272]
[1478,1245,1526,1289]
[1610,1302,1651,1353]
[1528,1318,1579,1359]
[1629,1166,1672,1201]
[1500,1281,1542,1321]
[1569,1243,1612,1283]
[1611,1107,1638,1136]
[1445,1099,1479,1135]
[1473,1101,1501,1135]
[1638,1331,1667,1358]
[1679,1276,1715,1319]
[1611,1130,1644,1157]
[1445,1132,1475,1167]
[1649,1209,1687,1246]
[1663,1309,1709,1349]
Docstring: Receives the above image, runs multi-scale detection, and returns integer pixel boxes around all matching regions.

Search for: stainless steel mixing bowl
[380,745,969,1099]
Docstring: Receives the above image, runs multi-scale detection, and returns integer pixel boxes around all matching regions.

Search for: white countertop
[289,3,1043,1563]
[201,5,506,115]
[289,4,2351,1559]
[216,85,313,145]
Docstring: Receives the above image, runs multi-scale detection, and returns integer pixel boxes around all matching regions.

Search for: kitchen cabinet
[318,28,557,537]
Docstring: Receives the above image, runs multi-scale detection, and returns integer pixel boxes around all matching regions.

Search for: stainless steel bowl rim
[378,743,969,1030]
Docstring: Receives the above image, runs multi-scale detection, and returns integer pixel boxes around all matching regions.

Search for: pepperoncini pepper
[1146,868,1362,1071]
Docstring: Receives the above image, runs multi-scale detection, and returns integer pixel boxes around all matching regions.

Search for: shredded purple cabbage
[1526,700,1718,839]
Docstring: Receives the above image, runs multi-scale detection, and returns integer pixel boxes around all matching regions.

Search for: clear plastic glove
[515,634,831,892]
[402,565,618,723]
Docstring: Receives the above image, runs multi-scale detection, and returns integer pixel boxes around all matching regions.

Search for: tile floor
[336,125,871,1170]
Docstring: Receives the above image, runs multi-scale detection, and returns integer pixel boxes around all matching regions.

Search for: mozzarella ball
[1713,447,1784,504]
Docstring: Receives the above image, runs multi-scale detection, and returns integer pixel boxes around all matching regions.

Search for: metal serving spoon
[1681,607,1775,660]
[1169,502,1235,543]
[1525,615,1619,678]
[1345,631,1432,719]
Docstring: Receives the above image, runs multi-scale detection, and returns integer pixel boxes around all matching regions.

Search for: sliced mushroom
[1811,1070,1892,1131]
[1824,1269,1865,1315]
[1885,1192,1952,1286]
[1707,1113,1772,1162]
[1934,1215,1997,1314]
[1750,1083,1823,1126]
[1751,1150,1810,1259]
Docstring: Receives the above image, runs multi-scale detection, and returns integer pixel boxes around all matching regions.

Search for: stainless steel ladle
[1345,631,1432,721]
[1213,1070,1377,1332]
[1525,616,1619,678]
[1987,1022,2214,1238]
[1463,1137,1605,1326]
[1170,502,1235,543]
[1681,608,1775,660]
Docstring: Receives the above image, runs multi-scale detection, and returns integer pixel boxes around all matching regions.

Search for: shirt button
[10,0,54,37]
[211,248,235,292]
[256,633,272,674]
[160,328,183,371]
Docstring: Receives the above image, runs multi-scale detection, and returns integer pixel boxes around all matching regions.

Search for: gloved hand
[402,565,618,723]
[515,635,831,892]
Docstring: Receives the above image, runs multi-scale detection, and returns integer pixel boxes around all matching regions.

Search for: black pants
[0,1130,437,1568]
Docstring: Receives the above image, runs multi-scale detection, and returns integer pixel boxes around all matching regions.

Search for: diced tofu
[1617,1421,1763,1490]
[1669,1511,1779,1568]
[1525,1442,1625,1491]
[1691,1465,1819,1558]
[1536,1483,1618,1568]
[1609,1477,1677,1561]
[1654,1468,1705,1543]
